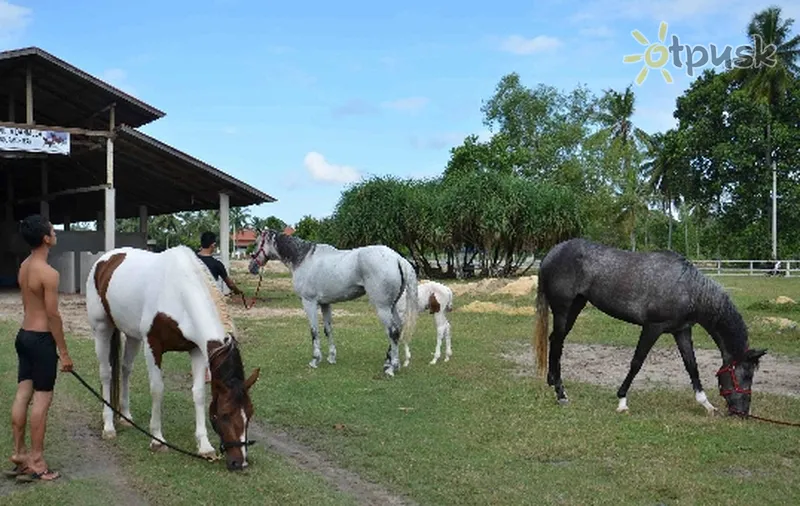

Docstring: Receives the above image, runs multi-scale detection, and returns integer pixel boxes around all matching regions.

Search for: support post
[139,205,148,236]
[25,63,33,124]
[5,172,12,222]
[64,215,71,231]
[104,105,116,252]
[40,161,49,219]
[219,192,230,275]
[7,93,14,122]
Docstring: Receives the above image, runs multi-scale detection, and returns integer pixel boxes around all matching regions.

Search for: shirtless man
[6,214,74,482]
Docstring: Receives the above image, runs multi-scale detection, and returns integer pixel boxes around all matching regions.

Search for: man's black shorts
[15,329,58,392]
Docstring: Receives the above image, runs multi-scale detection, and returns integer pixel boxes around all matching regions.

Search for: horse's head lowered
[716,348,767,416]
[207,336,260,471]
[249,229,279,274]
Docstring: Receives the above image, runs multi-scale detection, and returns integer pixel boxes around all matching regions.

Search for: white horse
[397,281,454,365]
[249,230,418,376]
[86,245,260,471]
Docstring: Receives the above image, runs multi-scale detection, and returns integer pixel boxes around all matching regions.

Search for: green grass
[2,271,800,505]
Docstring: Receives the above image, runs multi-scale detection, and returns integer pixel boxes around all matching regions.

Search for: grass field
[1,263,800,505]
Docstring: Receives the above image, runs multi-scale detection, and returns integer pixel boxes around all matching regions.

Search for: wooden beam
[7,93,14,122]
[40,161,49,219]
[0,121,113,138]
[15,184,111,204]
[25,63,33,124]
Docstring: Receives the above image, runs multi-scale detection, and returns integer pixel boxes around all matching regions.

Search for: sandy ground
[502,342,800,399]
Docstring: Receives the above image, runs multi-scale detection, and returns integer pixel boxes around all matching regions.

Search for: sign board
[0,126,70,155]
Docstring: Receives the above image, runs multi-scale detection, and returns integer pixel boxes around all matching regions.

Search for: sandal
[3,464,26,477]
[16,469,61,482]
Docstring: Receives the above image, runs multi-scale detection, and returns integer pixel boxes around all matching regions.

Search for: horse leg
[93,324,117,439]
[548,297,586,404]
[321,304,336,365]
[376,306,401,376]
[143,345,168,451]
[119,334,141,426]
[673,328,718,415]
[616,325,662,413]
[444,317,452,362]
[302,299,323,368]
[430,312,447,365]
[190,348,216,457]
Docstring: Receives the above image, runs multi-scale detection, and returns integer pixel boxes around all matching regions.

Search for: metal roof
[0,47,165,129]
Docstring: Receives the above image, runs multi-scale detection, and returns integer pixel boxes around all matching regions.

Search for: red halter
[715,361,751,397]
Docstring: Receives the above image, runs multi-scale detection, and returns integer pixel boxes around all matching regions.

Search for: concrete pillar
[25,63,33,124]
[5,172,12,222]
[139,205,148,236]
[104,105,115,252]
[219,191,230,272]
[40,161,48,219]
[64,216,71,231]
[104,189,115,252]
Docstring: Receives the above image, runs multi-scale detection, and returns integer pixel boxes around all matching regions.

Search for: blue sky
[2,0,798,226]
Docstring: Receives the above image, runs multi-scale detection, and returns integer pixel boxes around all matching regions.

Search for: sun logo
[623,21,674,85]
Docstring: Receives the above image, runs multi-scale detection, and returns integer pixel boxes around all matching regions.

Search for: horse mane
[685,263,749,359]
[168,245,236,337]
[274,233,317,267]
[209,339,247,404]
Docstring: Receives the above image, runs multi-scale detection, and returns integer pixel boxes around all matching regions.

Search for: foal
[397,281,454,365]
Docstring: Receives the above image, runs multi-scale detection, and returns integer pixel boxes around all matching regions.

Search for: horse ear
[746,348,767,362]
[245,368,260,390]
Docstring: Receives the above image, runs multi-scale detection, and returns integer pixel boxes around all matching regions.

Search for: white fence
[693,260,798,277]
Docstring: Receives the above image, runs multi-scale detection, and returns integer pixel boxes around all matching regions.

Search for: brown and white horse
[397,281,454,365]
[86,245,260,471]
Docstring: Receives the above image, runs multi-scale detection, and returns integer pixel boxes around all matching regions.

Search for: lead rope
[239,272,263,309]
[69,370,218,461]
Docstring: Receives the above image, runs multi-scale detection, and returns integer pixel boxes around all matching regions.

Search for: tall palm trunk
[767,118,777,260]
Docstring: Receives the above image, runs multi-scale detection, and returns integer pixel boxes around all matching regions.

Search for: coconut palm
[732,6,800,259]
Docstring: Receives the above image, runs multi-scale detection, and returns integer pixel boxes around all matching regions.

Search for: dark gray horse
[533,238,766,416]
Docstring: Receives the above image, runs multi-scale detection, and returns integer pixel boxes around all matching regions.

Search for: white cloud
[332,99,379,117]
[381,96,429,113]
[499,35,562,55]
[304,152,361,184]
[100,68,138,96]
[0,1,31,44]
[579,25,615,38]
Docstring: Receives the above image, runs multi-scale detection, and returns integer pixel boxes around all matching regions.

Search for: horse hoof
[403,360,410,368]
[308,360,319,369]
[149,441,168,452]
[384,368,395,378]
[429,359,437,365]
[119,418,134,427]
[444,356,450,362]
[327,357,336,365]
[102,430,117,440]
[199,450,217,460]
[557,398,569,406]
[616,407,629,414]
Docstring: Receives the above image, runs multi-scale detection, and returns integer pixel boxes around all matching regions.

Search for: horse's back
[540,238,695,324]
[87,247,166,338]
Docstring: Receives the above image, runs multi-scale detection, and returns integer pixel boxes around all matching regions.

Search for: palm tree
[732,6,800,260]
[597,85,651,250]
[641,129,686,250]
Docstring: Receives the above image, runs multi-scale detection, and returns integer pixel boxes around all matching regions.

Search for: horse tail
[397,258,419,346]
[534,279,550,380]
[109,328,122,417]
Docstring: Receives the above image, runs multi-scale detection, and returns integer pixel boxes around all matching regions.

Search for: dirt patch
[460,301,534,316]
[775,296,796,305]
[492,276,538,297]
[0,389,149,503]
[502,342,800,399]
[249,422,415,506]
[228,304,363,319]
[759,316,798,330]
[0,290,92,339]
[449,278,509,297]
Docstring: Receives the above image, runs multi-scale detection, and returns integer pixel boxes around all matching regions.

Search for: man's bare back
[19,257,58,333]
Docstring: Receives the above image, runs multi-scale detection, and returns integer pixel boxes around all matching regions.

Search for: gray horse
[534,238,766,416]
[249,230,418,376]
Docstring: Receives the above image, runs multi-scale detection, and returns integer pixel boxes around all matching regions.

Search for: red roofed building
[232,229,257,258]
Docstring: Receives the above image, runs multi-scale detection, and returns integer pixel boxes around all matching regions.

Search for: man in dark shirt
[197,232,242,296]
